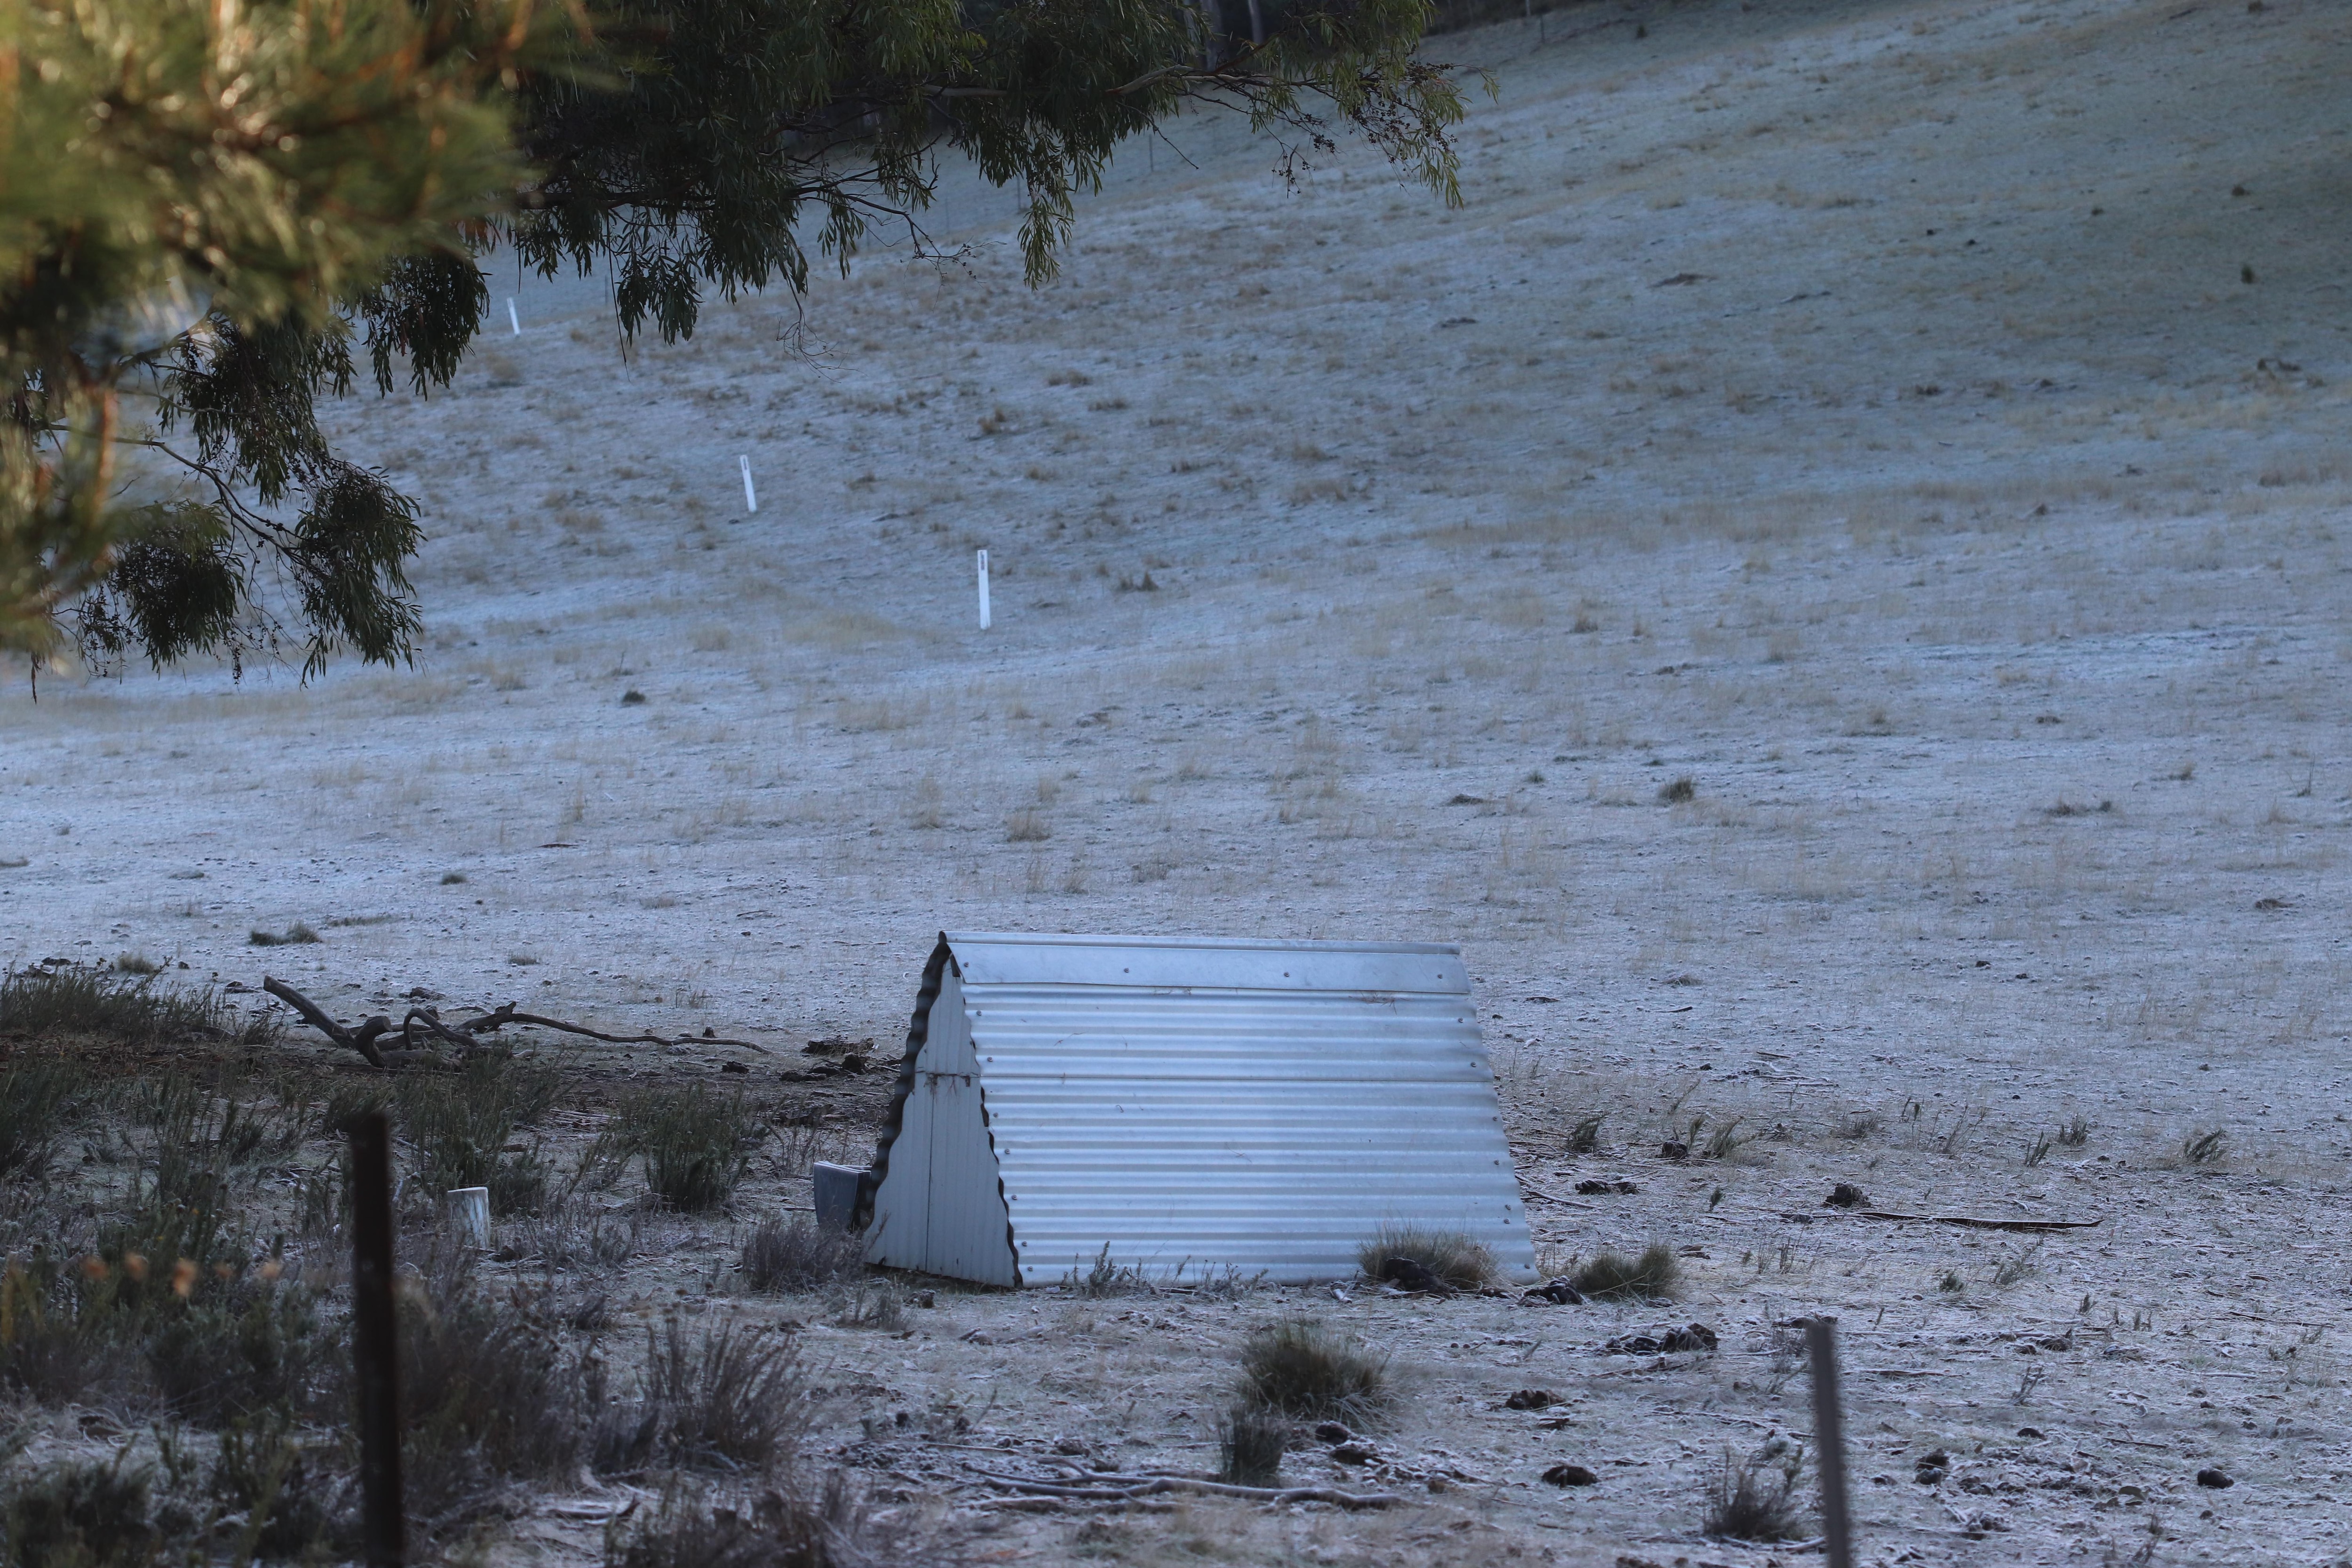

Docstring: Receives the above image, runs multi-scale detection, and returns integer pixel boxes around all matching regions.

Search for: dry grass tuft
[1573,1243,1680,1301]
[2182,1127,2228,1165]
[740,1216,866,1295]
[1355,1226,1496,1290]
[1216,1402,1290,1486]
[603,1473,881,1568]
[1703,1445,1810,1542]
[1564,1111,1606,1154]
[1238,1319,1388,1423]
[0,964,275,1051]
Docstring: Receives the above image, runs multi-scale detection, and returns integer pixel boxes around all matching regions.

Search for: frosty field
[3,0,2349,1560]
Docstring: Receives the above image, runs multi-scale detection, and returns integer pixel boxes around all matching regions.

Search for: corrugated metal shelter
[856,932,1536,1286]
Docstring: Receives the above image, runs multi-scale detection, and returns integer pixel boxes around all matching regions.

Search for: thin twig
[964,1465,1398,1510]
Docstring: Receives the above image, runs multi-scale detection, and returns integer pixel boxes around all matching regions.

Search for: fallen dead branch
[965,1465,1399,1510]
[1853,1212,2105,1234]
[262,977,769,1070]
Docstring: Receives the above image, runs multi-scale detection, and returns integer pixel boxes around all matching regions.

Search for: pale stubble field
[4,0,2350,1560]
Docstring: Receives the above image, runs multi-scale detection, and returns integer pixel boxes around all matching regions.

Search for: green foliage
[0,0,540,665]
[596,1085,763,1213]
[143,1275,325,1427]
[396,1054,562,1217]
[0,964,275,1051]
[6,0,1465,672]
[0,1455,160,1568]
[0,1063,84,1183]
[203,1409,337,1562]
[385,1243,582,1517]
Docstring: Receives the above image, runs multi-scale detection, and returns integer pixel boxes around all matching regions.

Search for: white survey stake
[976,549,992,629]
[739,455,757,512]
[507,298,520,335]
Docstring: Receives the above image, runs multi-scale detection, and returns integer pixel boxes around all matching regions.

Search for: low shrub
[594,1318,809,1478]
[603,1475,878,1568]
[0,1258,148,1410]
[1237,1319,1386,1423]
[2182,1128,2227,1166]
[828,1281,905,1333]
[0,964,275,1051]
[0,1062,87,1183]
[397,1054,563,1218]
[597,1086,763,1213]
[740,1216,863,1295]
[649,1319,806,1472]
[1,1456,160,1568]
[1573,1243,1680,1301]
[1216,1402,1288,1487]
[1067,1242,1150,1297]
[1355,1226,1495,1291]
[1563,1111,1606,1155]
[1703,1445,1809,1542]
[203,1409,342,1561]
[371,1242,582,1520]
[145,1275,326,1427]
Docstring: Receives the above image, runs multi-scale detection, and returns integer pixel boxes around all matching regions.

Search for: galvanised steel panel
[866,933,1536,1287]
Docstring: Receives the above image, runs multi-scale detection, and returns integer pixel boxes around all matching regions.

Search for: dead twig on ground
[1851,1212,2104,1234]
[964,1465,1399,1510]
[262,978,769,1070]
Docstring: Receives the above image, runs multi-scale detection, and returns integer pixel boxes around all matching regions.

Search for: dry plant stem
[967,1466,1400,1510]
[262,977,768,1069]
[1852,1212,2104,1233]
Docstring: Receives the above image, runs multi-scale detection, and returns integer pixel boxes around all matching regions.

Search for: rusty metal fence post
[350,1111,406,1566]
[1805,1315,1854,1568]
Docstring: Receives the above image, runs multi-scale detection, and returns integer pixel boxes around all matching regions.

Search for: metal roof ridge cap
[944,931,1464,956]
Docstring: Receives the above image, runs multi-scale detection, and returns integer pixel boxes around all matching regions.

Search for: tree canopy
[1,0,1469,676]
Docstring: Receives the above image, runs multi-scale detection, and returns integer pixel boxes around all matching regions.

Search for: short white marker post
[445,1186,491,1250]
[739,455,757,513]
[506,298,520,335]
[976,549,992,629]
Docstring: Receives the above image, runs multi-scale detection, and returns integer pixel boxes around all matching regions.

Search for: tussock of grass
[247,922,320,947]
[740,1215,864,1294]
[1573,1243,1681,1301]
[594,1319,807,1477]
[2,1457,160,1566]
[1564,1111,1606,1154]
[604,1474,877,1568]
[1704,1446,1809,1542]
[0,964,274,1050]
[1355,1226,1496,1291]
[1238,1319,1387,1423]
[0,1061,87,1182]
[396,1054,562,1217]
[1217,1402,1289,1486]
[382,1242,584,1514]
[593,1083,763,1212]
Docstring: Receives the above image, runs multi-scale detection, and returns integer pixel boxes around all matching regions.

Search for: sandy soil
[5,0,2351,1560]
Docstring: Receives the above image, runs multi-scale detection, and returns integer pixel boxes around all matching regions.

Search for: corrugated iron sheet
[865,932,1535,1286]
